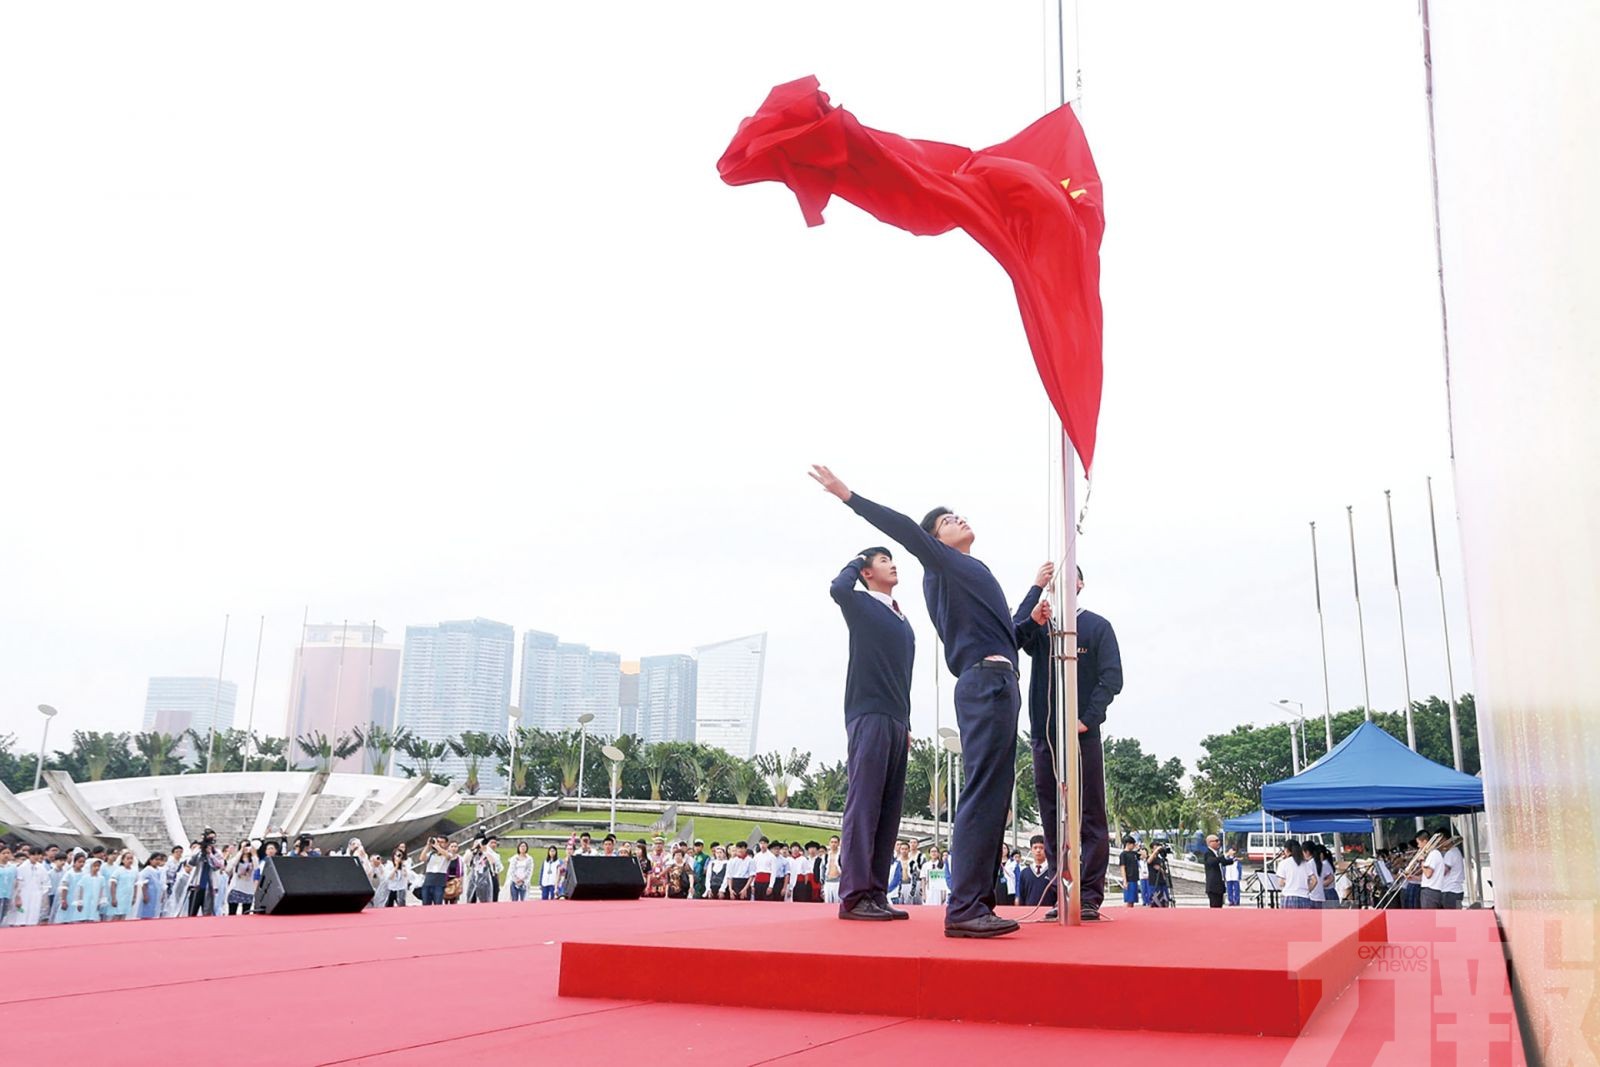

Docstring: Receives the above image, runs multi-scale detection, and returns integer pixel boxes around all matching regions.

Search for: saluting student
[812,466,1048,940]
[828,546,916,922]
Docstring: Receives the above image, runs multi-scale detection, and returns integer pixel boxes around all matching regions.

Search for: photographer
[1147,844,1173,908]
[186,828,223,917]
[418,836,451,906]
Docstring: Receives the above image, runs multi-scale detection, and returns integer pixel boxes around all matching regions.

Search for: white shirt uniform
[1441,847,1466,894]
[1422,850,1449,892]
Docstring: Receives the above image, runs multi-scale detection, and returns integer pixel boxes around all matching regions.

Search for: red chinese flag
[718,76,1105,474]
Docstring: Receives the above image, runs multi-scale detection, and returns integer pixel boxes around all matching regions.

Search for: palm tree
[686,749,729,804]
[756,748,811,807]
[552,729,584,797]
[354,723,409,776]
[447,731,507,796]
[640,743,679,802]
[806,760,848,812]
[254,735,289,772]
[78,732,126,782]
[398,734,449,780]
[729,759,764,806]
[134,731,183,776]
[295,730,361,773]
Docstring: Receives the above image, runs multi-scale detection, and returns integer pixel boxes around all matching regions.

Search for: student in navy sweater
[830,547,915,922]
[811,464,1049,939]
[1014,565,1122,920]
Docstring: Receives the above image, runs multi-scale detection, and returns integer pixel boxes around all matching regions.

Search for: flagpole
[1052,0,1082,929]
[1347,506,1372,720]
[243,615,264,772]
[1309,522,1336,753]
[205,614,230,773]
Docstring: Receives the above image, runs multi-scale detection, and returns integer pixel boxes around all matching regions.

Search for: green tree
[253,735,290,772]
[448,730,507,795]
[728,759,764,806]
[756,748,810,807]
[1103,735,1185,837]
[295,730,362,774]
[56,731,135,782]
[398,733,449,780]
[133,731,183,776]
[354,724,409,777]
[906,737,947,820]
[685,747,731,803]
[803,760,848,812]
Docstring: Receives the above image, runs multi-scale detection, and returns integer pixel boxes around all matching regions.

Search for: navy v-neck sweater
[829,560,916,724]
[844,493,1022,675]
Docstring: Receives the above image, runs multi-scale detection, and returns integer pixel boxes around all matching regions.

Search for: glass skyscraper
[693,633,766,758]
[142,677,238,760]
[519,631,621,734]
[397,618,514,792]
[638,653,697,744]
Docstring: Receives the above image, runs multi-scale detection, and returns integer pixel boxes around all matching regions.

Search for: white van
[1244,831,1330,862]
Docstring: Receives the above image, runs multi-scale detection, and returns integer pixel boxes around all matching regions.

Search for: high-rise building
[638,654,697,744]
[694,634,766,758]
[619,661,640,737]
[519,632,621,734]
[284,622,402,773]
[397,618,515,792]
[142,677,238,743]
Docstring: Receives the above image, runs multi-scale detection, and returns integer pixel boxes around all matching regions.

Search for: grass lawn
[537,805,835,849]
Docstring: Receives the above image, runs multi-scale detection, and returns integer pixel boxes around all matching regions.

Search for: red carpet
[0,904,1525,1065]
[561,904,1385,1036]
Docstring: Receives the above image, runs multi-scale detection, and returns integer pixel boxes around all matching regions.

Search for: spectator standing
[706,845,729,899]
[923,847,951,906]
[1224,846,1242,906]
[1441,836,1466,909]
[1118,838,1140,906]
[1418,831,1452,909]
[135,853,167,920]
[1202,834,1234,909]
[507,843,534,902]
[1276,841,1317,909]
[1018,836,1052,907]
[418,836,450,906]
[543,846,564,900]
[227,846,258,916]
[823,837,842,905]
[105,850,138,921]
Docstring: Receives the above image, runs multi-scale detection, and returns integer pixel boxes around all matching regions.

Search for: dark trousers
[766,876,787,901]
[420,873,446,906]
[839,713,909,911]
[1207,890,1225,908]
[1031,728,1109,910]
[946,662,1021,925]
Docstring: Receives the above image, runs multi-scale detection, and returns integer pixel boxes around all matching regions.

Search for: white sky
[0,2,1472,775]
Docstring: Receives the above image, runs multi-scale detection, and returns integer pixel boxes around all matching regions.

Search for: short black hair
[1122,835,1136,845]
[920,507,951,535]
[1030,834,1046,848]
[857,547,893,588]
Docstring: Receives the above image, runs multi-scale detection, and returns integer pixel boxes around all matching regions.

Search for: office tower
[284,622,402,774]
[638,654,697,744]
[519,632,621,733]
[143,678,238,759]
[397,618,515,792]
[693,633,766,758]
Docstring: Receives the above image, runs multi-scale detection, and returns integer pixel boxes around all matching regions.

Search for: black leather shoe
[839,899,894,921]
[1044,908,1059,921]
[873,895,910,919]
[1082,906,1101,921]
[944,912,1021,938]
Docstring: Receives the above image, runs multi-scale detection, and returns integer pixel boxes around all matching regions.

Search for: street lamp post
[33,704,58,791]
[576,712,595,812]
[1278,699,1309,767]
[601,744,625,834]
[507,706,522,796]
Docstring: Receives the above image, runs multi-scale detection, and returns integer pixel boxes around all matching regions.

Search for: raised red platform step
[558,903,1387,1037]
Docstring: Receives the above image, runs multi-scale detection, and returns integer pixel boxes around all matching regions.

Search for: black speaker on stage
[563,855,646,900]
[254,856,375,915]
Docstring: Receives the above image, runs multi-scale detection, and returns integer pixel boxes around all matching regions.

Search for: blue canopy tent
[1261,721,1485,819]
[1221,810,1372,834]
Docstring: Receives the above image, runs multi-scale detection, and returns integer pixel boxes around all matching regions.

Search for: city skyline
[396,617,515,792]
[284,622,400,774]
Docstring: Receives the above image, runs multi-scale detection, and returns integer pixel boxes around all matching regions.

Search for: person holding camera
[186,829,223,917]
[1147,844,1173,907]
[418,836,451,906]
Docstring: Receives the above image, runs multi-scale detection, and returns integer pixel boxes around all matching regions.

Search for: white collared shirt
[866,590,906,621]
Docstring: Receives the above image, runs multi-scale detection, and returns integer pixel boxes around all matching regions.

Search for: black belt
[968,659,1019,677]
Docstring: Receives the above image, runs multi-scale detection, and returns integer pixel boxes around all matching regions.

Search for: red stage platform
[560,904,1386,1036]
[0,901,1524,1065]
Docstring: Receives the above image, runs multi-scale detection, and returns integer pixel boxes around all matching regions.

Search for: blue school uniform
[107,865,137,918]
[55,869,83,923]
[136,866,165,919]
[76,871,107,922]
[0,862,16,920]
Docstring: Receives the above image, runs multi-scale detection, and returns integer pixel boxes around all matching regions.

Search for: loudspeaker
[563,855,645,900]
[255,856,375,915]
